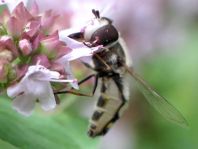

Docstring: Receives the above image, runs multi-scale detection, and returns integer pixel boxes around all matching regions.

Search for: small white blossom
[58,29,102,89]
[64,61,79,89]
[58,30,102,63]
[7,65,74,116]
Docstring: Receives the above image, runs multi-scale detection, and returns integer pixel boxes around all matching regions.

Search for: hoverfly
[56,9,188,138]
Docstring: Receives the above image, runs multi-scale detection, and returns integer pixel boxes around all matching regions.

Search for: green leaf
[0,139,18,149]
[0,97,99,149]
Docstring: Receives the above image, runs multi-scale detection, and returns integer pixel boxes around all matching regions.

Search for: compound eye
[90,24,119,46]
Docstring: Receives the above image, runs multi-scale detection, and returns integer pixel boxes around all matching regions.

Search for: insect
[56,9,188,138]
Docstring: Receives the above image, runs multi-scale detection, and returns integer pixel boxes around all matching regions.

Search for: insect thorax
[93,41,126,76]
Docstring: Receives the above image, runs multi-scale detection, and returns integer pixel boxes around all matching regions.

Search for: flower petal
[59,28,83,42]
[7,82,24,98]
[64,61,79,89]
[58,34,83,49]
[6,16,23,36]
[41,10,59,32]
[38,82,56,111]
[58,46,100,62]
[27,65,60,81]
[32,54,51,68]
[57,35,102,63]
[24,19,41,37]
[12,2,32,22]
[29,1,39,16]
[12,94,35,116]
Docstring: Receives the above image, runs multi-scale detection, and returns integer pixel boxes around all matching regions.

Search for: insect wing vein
[130,70,188,127]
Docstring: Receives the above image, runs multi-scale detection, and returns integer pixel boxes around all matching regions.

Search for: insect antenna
[96,10,100,18]
[92,9,100,18]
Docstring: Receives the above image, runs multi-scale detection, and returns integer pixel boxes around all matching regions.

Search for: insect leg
[78,74,96,86]
[92,74,99,95]
[54,74,97,97]
[81,62,96,71]
[57,90,92,97]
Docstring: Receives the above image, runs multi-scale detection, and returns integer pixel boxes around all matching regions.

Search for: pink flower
[0,1,104,116]
[40,10,59,33]
[40,31,71,60]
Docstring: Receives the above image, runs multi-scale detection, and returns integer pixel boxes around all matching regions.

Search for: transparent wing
[127,67,188,127]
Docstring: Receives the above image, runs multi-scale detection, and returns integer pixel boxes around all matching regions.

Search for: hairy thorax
[92,42,126,76]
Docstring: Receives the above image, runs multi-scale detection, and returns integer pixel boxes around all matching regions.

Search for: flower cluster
[0,1,101,116]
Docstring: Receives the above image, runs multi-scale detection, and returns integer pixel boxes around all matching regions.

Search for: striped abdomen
[88,75,129,137]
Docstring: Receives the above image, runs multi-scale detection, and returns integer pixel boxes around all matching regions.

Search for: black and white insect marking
[57,9,188,138]
[70,9,132,137]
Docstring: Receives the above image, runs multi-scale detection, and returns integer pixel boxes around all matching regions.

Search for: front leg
[54,74,98,97]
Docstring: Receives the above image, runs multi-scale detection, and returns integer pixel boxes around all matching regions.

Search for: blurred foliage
[135,29,198,149]
[0,96,99,149]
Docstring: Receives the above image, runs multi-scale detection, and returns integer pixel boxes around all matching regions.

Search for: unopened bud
[0,50,13,61]
[0,59,9,83]
[19,39,32,56]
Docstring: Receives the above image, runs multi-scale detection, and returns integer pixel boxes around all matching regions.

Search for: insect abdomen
[88,93,127,137]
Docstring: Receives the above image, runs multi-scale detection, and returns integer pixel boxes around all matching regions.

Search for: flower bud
[0,50,13,61]
[19,39,32,56]
[0,35,18,57]
[0,59,9,83]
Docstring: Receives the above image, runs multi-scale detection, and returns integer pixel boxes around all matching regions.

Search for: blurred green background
[133,29,198,149]
[0,1,198,149]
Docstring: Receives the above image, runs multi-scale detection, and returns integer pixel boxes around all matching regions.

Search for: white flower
[58,29,102,63]
[7,65,75,116]
[64,61,79,89]
[58,29,102,89]
[0,0,28,12]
